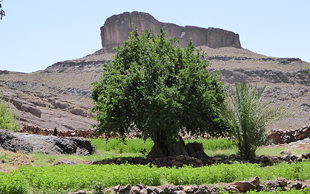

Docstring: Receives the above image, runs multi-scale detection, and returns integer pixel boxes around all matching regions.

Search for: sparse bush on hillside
[0,96,20,131]
[219,81,293,160]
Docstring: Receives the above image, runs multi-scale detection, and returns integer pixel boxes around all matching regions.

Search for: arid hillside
[1,45,310,132]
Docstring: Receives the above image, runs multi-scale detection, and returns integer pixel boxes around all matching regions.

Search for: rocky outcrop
[212,69,310,85]
[44,60,107,73]
[100,11,241,52]
[0,129,99,155]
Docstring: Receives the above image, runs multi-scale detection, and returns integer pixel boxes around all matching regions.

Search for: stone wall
[267,126,310,144]
[100,11,241,53]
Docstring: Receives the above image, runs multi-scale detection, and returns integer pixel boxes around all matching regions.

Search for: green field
[0,138,309,194]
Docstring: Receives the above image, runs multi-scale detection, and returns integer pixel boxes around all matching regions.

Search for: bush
[219,82,293,160]
[0,96,20,131]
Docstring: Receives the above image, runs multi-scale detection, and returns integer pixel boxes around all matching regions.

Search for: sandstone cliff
[100,11,241,53]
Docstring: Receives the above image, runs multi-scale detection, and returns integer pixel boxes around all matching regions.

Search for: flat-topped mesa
[100,11,241,53]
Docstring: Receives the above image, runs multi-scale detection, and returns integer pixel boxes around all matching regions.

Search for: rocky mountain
[100,11,241,53]
[1,11,310,132]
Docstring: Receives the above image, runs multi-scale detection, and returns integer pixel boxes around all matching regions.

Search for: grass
[1,160,310,193]
[1,137,310,193]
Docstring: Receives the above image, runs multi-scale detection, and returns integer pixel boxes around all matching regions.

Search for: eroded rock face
[100,11,241,52]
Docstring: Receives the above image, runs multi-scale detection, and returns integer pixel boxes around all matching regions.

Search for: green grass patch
[1,160,310,193]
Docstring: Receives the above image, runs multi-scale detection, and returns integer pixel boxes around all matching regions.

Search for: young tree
[219,82,293,160]
[91,27,227,158]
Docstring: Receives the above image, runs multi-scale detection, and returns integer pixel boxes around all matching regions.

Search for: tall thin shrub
[0,96,20,131]
[220,82,293,160]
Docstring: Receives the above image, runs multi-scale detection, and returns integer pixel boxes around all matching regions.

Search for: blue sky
[1,0,309,73]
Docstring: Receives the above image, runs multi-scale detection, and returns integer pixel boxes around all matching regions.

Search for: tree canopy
[91,27,227,157]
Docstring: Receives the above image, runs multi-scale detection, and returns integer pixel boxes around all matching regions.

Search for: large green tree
[91,27,227,158]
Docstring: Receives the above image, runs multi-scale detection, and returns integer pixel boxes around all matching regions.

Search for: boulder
[0,129,98,155]
[277,178,288,186]
[249,176,260,186]
[234,181,256,192]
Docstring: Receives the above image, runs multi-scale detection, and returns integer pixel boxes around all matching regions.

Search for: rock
[70,108,87,117]
[119,186,126,192]
[137,184,146,190]
[52,100,69,109]
[131,186,141,194]
[234,181,256,192]
[172,161,183,168]
[290,154,298,161]
[256,185,266,192]
[114,185,120,192]
[100,11,241,53]
[283,155,291,161]
[292,182,303,190]
[0,129,98,155]
[140,188,148,194]
[176,155,185,161]
[302,153,310,159]
[154,188,164,194]
[125,184,132,190]
[184,186,195,193]
[53,160,80,166]
[194,186,209,194]
[259,155,270,163]
[223,185,239,193]
[146,187,153,193]
[163,185,172,194]
[277,178,288,186]
[249,176,260,186]
[175,191,186,194]
[265,181,280,189]
[73,190,86,194]
[67,137,99,155]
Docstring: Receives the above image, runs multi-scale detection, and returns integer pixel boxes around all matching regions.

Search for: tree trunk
[147,132,209,159]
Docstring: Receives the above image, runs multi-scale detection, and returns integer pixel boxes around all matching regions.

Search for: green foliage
[219,82,293,160]
[186,138,235,151]
[91,27,227,155]
[1,160,310,193]
[91,138,154,154]
[0,172,29,194]
[0,0,4,20]
[0,96,20,131]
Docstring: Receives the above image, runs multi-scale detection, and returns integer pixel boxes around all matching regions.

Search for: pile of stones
[68,176,309,194]
[92,153,310,168]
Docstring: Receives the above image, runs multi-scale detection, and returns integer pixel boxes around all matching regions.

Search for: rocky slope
[1,12,310,132]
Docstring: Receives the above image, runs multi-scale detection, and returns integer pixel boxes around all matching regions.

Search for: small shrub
[0,96,20,131]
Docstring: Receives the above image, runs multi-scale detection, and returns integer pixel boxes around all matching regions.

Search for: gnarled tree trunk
[147,132,209,159]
